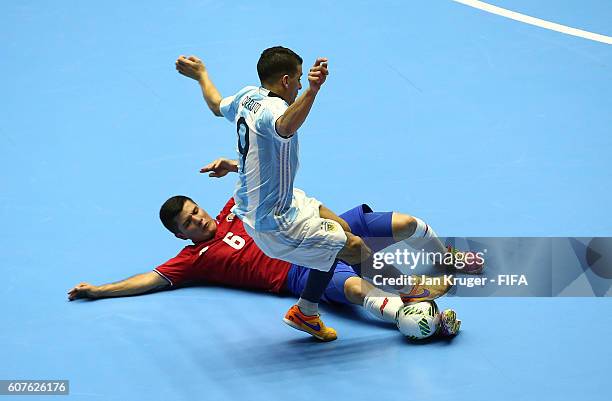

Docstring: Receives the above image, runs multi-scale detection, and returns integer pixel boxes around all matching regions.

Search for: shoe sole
[464,263,486,275]
[282,317,337,342]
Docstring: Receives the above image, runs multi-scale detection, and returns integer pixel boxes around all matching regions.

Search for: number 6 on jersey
[223,232,245,250]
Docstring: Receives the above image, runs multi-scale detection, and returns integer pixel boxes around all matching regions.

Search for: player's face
[174,200,217,243]
[287,64,303,104]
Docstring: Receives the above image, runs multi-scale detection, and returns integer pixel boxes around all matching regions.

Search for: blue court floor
[1,1,611,400]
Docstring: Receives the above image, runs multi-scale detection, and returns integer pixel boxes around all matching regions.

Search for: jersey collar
[259,87,284,99]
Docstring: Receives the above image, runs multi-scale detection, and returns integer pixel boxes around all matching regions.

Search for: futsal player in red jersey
[68,187,483,338]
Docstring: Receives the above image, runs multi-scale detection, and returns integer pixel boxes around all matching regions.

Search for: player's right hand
[175,55,207,81]
[200,158,238,178]
[67,283,99,301]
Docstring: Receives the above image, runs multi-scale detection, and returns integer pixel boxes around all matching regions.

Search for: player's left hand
[308,58,329,92]
[200,158,238,178]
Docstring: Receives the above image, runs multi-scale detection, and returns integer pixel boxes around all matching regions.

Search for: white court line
[453,0,612,45]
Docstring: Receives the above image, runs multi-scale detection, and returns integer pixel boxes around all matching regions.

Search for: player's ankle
[296,298,318,316]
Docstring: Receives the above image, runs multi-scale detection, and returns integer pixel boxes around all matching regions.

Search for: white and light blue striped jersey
[219,86,300,231]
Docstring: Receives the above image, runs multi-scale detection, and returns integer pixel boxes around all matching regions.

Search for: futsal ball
[396,301,440,340]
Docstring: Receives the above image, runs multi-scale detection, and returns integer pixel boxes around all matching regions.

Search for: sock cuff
[297,298,319,316]
[363,288,391,305]
[413,217,432,238]
[363,288,404,323]
[364,287,388,297]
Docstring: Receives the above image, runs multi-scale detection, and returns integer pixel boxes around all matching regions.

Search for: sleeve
[154,251,196,287]
[215,198,236,221]
[255,100,290,139]
[219,86,258,122]
[219,95,237,122]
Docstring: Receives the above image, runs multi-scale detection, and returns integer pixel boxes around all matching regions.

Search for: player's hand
[175,55,207,82]
[200,158,238,178]
[308,57,329,92]
[67,283,100,301]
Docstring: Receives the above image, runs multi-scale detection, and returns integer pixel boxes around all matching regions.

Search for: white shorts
[244,189,348,271]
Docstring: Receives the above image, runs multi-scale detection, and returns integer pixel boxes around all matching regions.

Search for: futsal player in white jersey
[176,47,373,341]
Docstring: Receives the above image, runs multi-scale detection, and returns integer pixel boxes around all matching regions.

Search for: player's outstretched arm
[276,58,329,137]
[200,158,238,178]
[67,271,170,301]
[175,55,223,117]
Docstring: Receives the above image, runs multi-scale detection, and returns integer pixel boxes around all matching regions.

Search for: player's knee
[343,277,366,304]
[392,213,417,240]
[344,235,371,264]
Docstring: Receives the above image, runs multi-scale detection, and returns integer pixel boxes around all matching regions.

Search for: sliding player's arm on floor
[67,271,170,300]
[175,55,223,117]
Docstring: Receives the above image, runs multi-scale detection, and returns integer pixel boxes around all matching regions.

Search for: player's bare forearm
[198,73,223,117]
[275,88,318,137]
[67,272,169,300]
[175,55,223,117]
[96,272,169,297]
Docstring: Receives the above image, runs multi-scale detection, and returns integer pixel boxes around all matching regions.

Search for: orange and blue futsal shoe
[447,246,486,274]
[283,305,338,342]
[400,275,454,303]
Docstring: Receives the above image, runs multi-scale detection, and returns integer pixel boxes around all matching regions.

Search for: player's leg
[286,260,340,341]
[298,262,416,326]
[245,223,343,341]
[390,212,446,254]
[339,205,446,272]
[319,204,372,266]
[287,262,404,324]
[351,206,483,274]
[339,275,424,325]
[337,206,452,300]
[336,232,372,265]
[345,276,460,337]
[364,211,459,299]
[392,212,484,274]
[286,231,371,341]
[338,205,441,257]
[346,277,404,323]
[286,264,459,337]
[274,193,352,341]
[284,204,371,341]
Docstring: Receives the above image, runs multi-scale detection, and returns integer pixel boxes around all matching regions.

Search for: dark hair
[160,195,193,234]
[257,46,303,85]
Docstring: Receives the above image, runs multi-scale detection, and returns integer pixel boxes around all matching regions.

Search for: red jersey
[154,198,291,293]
